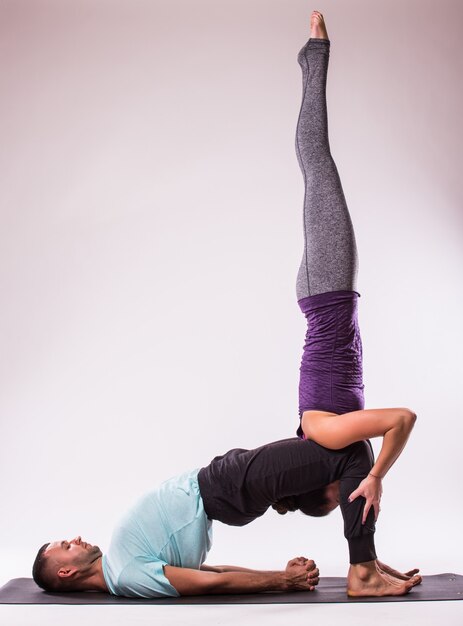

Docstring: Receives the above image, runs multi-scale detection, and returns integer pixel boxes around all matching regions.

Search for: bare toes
[405,568,420,577]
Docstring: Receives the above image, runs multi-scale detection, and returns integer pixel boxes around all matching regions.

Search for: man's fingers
[305,559,316,571]
[307,571,319,590]
[348,488,359,503]
[307,567,319,579]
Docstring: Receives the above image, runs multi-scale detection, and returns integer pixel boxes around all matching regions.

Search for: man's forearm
[201,564,276,574]
[166,558,319,595]
[165,564,290,595]
[202,570,289,594]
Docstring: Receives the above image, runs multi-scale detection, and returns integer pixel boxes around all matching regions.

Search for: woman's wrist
[369,471,383,479]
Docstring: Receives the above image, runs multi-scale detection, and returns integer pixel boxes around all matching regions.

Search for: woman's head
[273,481,340,518]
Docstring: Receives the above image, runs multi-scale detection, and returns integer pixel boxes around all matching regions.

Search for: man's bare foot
[376,559,421,584]
[347,561,421,597]
[310,11,329,40]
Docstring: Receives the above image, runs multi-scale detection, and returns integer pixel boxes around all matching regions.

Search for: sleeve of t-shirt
[117,557,180,598]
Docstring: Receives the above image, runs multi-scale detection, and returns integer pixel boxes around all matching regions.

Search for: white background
[1,0,462,623]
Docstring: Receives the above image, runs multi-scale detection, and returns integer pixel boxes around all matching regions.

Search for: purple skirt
[297,290,365,438]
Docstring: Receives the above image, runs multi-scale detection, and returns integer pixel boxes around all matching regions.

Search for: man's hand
[165,559,320,596]
[285,557,319,591]
[348,474,383,524]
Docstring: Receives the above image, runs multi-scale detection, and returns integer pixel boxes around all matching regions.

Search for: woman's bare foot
[310,11,329,40]
[347,561,421,597]
[376,559,421,584]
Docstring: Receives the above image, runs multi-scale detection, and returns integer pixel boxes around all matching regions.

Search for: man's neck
[79,556,109,593]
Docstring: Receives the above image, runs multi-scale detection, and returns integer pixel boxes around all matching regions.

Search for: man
[32,435,420,598]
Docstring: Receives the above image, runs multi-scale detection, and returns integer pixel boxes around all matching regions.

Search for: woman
[294,11,417,526]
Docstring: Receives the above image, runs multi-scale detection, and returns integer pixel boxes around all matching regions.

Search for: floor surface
[1,598,462,626]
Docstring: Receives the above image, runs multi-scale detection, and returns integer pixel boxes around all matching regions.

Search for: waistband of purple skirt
[298,290,361,316]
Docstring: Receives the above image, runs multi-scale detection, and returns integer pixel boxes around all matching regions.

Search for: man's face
[45,536,102,576]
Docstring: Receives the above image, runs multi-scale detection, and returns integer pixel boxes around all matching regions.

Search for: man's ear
[57,566,78,579]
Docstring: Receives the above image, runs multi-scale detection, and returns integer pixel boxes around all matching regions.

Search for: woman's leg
[295,36,359,299]
[287,12,419,597]
[295,24,365,431]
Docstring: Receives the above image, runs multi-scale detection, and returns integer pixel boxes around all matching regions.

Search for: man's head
[32,536,102,592]
[272,480,340,517]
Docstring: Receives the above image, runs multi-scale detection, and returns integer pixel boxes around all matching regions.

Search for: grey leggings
[295,38,359,300]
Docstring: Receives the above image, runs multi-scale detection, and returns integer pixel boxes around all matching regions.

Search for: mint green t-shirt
[102,468,213,598]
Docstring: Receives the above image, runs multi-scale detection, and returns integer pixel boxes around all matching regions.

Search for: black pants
[197,437,377,564]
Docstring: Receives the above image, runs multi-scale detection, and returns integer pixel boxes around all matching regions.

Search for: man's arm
[165,557,319,596]
[200,564,274,574]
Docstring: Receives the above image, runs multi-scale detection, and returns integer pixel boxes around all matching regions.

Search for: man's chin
[91,545,102,559]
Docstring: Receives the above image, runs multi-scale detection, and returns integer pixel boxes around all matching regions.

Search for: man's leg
[198,437,376,564]
[198,435,420,595]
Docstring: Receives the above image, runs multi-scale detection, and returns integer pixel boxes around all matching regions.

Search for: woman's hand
[348,474,383,524]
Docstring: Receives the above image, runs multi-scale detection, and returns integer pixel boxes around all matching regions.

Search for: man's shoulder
[113,557,180,598]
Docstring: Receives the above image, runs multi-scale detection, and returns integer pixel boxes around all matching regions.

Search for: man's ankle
[348,560,377,581]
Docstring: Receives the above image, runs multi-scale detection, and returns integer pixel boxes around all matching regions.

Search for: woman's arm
[301,407,417,522]
[302,407,417,478]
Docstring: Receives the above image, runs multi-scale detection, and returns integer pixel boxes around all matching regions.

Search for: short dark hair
[276,488,331,518]
[298,487,331,517]
[32,543,83,593]
[32,543,54,591]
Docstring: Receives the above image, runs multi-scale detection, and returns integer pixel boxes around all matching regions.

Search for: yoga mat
[1,574,462,604]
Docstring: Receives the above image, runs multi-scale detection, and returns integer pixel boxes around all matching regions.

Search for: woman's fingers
[362,498,376,524]
[362,498,381,524]
[362,501,371,525]
[350,479,382,523]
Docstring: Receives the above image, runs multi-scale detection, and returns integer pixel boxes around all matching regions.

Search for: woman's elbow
[401,408,417,431]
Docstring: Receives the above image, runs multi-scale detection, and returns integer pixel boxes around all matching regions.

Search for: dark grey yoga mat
[1,574,462,604]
